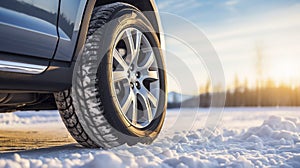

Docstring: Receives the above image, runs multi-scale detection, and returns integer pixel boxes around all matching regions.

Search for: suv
[0,0,167,149]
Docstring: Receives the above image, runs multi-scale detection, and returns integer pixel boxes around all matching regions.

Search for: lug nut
[130,82,134,88]
[136,72,140,78]
[135,82,141,89]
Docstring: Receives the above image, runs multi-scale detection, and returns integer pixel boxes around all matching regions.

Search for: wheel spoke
[135,30,142,57]
[121,88,134,114]
[140,86,158,108]
[125,29,137,64]
[125,29,143,66]
[113,71,128,82]
[114,48,129,70]
[131,96,138,125]
[138,52,155,71]
[149,71,159,80]
[138,92,153,121]
[148,92,158,108]
[145,71,159,81]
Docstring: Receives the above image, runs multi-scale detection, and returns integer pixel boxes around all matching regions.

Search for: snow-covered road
[0,108,299,168]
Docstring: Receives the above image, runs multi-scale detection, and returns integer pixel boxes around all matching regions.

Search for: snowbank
[0,108,299,168]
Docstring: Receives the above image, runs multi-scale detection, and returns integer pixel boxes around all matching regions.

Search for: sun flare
[267,58,299,84]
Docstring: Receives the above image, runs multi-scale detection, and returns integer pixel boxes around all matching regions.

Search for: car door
[0,0,59,59]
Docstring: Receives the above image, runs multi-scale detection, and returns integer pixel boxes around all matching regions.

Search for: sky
[156,0,300,94]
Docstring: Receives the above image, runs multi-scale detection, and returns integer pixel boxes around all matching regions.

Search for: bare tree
[255,43,264,106]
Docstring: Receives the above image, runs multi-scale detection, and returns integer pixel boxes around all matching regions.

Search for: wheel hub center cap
[129,71,137,81]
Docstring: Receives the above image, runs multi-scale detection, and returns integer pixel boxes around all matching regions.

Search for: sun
[267,58,298,84]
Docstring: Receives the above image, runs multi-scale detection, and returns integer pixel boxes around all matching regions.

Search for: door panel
[0,0,59,59]
[54,0,87,61]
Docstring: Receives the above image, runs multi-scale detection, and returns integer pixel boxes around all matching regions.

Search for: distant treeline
[225,84,300,107]
[168,83,300,108]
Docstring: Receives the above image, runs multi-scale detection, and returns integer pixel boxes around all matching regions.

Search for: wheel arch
[95,0,162,38]
[72,0,164,62]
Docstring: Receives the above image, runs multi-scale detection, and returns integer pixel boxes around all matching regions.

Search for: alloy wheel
[112,28,160,128]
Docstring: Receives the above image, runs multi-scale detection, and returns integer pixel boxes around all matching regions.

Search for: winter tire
[54,2,167,149]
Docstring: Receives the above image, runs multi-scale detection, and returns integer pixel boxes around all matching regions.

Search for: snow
[0,107,300,168]
[0,111,60,128]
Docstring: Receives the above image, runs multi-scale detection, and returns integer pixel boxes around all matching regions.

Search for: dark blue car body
[0,0,162,112]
